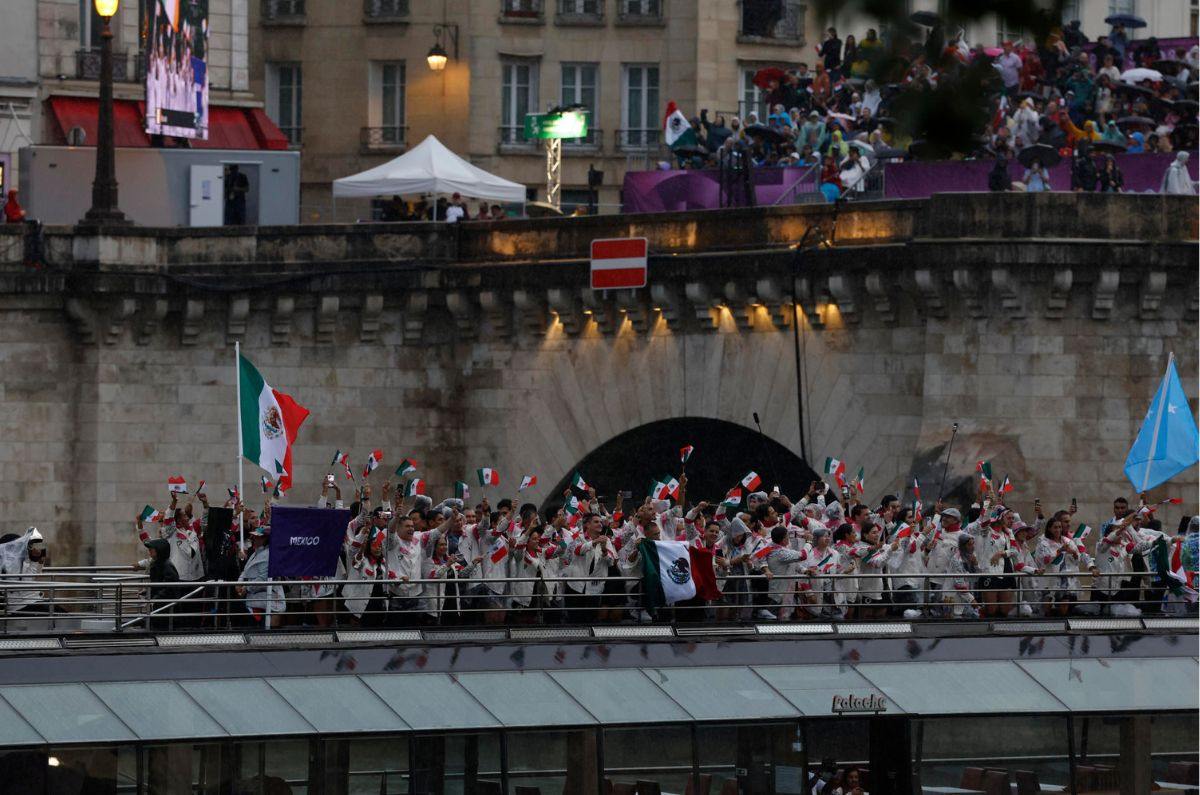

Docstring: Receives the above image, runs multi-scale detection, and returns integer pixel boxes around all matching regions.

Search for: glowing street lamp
[81,0,129,226]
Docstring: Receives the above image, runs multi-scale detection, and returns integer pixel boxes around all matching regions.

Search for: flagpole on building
[1139,351,1175,493]
[235,340,245,549]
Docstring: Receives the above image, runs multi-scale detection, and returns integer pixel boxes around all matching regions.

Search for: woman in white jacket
[945,533,980,619]
[1034,513,1095,616]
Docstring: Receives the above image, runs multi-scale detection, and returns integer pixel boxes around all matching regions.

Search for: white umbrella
[1121,68,1163,84]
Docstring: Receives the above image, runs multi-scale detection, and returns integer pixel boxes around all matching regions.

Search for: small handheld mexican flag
[722,487,743,507]
[260,475,273,493]
[976,460,993,491]
[851,467,865,495]
[395,458,418,478]
[649,479,670,500]
[912,477,923,521]
[824,458,847,489]
[519,475,537,491]
[741,471,762,491]
[1072,524,1092,542]
[405,478,426,497]
[680,445,694,465]
[999,475,1013,494]
[362,449,384,478]
[168,476,188,494]
[139,505,163,524]
[570,471,590,492]
[661,476,681,500]
[330,451,352,480]
[477,467,499,487]
[454,481,470,501]
[564,495,582,516]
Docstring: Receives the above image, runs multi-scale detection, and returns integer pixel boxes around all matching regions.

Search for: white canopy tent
[332,135,526,218]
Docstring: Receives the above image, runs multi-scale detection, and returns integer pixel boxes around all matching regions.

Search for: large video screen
[144,0,208,139]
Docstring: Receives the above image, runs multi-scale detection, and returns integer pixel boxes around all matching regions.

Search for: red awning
[46,96,289,150]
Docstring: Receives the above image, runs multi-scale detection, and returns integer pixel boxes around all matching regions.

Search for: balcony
[616,128,660,150]
[262,0,306,25]
[562,127,603,151]
[361,125,407,151]
[556,0,604,25]
[500,0,544,24]
[75,48,131,82]
[738,0,805,44]
[363,0,409,23]
[616,0,663,25]
[498,125,538,151]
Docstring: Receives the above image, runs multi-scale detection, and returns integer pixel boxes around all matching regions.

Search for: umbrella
[1104,13,1146,28]
[846,139,874,156]
[1018,143,1061,168]
[872,146,908,160]
[1116,115,1156,128]
[1152,59,1187,76]
[1091,140,1127,154]
[1172,99,1199,114]
[743,123,787,144]
[524,201,564,218]
[1121,68,1163,83]
[1115,82,1157,98]
[910,10,941,26]
[752,66,787,89]
[671,145,710,159]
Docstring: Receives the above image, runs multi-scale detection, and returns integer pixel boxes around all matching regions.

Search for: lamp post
[81,0,129,227]
[426,24,459,72]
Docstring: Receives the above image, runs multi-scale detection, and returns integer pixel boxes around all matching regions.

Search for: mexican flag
[638,538,721,609]
[1072,524,1092,542]
[330,450,352,480]
[825,457,847,488]
[722,487,743,507]
[663,102,698,150]
[139,505,163,524]
[571,471,590,491]
[661,476,681,500]
[477,468,499,487]
[238,353,309,492]
[741,471,762,492]
[519,475,537,491]
[454,481,470,501]
[395,458,418,478]
[362,449,383,478]
[168,476,188,494]
[680,445,694,464]
[976,460,992,491]
[405,479,426,497]
[851,467,865,495]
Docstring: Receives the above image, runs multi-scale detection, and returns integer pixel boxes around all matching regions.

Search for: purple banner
[882,151,1196,199]
[621,167,815,213]
[268,506,350,578]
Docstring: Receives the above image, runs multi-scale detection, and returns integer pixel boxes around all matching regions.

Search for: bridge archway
[540,417,819,513]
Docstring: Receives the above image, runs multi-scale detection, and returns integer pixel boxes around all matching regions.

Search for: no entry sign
[590,237,648,290]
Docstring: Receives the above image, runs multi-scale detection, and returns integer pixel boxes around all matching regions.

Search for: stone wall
[0,193,1195,564]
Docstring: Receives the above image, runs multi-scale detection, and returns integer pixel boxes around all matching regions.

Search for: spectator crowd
[665,15,1198,198]
[3,464,1194,629]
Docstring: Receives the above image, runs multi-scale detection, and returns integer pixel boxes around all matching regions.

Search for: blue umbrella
[1104,13,1146,28]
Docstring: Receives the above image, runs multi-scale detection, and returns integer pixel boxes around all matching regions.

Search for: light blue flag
[1124,355,1200,492]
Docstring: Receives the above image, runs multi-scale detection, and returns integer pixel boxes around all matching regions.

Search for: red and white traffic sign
[590,237,647,290]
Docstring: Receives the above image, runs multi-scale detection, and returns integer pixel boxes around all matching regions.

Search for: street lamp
[426,42,448,72]
[81,0,129,226]
[425,24,458,72]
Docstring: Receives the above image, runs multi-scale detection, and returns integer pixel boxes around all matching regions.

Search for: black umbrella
[910,10,941,26]
[1091,140,1127,154]
[1172,99,1199,114]
[872,147,908,160]
[1152,59,1187,76]
[1103,13,1146,28]
[671,145,711,159]
[1115,82,1157,98]
[1018,143,1061,168]
[743,123,787,144]
[1116,115,1156,128]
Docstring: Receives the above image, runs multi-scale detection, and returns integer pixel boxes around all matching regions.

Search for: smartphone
[1071,497,1077,509]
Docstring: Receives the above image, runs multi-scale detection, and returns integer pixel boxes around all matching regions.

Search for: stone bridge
[0,192,1195,564]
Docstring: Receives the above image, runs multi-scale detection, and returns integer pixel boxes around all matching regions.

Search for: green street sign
[523,110,589,140]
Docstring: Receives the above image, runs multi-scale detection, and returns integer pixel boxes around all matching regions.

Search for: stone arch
[536,417,820,513]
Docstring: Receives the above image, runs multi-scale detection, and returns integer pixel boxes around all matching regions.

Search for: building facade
[250,0,1196,221]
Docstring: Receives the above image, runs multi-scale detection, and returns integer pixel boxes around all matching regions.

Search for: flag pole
[235,340,244,549]
[1139,351,1174,492]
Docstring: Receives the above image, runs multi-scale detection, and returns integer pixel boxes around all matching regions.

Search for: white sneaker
[902,609,922,620]
[637,610,653,624]
[756,609,776,620]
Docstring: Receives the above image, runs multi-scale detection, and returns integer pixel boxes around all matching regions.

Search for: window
[267,62,303,144]
[502,0,544,18]
[561,63,598,145]
[620,0,661,18]
[1060,0,1081,24]
[1108,0,1135,15]
[501,60,539,144]
[78,0,104,48]
[558,0,601,15]
[741,68,767,123]
[995,17,1025,45]
[364,0,409,18]
[366,61,406,146]
[621,64,659,148]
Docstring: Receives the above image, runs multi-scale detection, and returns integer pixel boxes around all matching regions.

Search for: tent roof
[332,135,526,202]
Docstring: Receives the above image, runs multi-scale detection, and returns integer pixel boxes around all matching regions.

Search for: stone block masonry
[0,193,1195,564]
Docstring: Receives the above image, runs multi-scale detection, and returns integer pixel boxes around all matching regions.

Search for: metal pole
[547,138,562,210]
[82,13,128,226]
[235,341,244,549]
[937,422,960,501]
[790,226,817,463]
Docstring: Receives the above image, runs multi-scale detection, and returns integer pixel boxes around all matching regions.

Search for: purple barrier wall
[621,152,1196,212]
[882,151,1197,198]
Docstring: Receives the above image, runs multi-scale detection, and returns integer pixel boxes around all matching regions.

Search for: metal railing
[363,0,409,19]
[557,0,603,20]
[262,0,306,22]
[501,0,544,19]
[498,125,536,146]
[617,0,662,22]
[737,0,805,41]
[563,127,602,148]
[0,570,1185,635]
[616,128,661,150]
[75,49,130,82]
[772,159,824,205]
[361,125,407,149]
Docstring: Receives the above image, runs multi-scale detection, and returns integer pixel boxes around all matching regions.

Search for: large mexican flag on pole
[238,351,310,492]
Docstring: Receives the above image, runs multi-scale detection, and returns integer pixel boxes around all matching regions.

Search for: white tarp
[332,134,526,202]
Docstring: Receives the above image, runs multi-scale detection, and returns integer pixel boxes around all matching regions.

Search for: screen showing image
[144,0,208,139]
